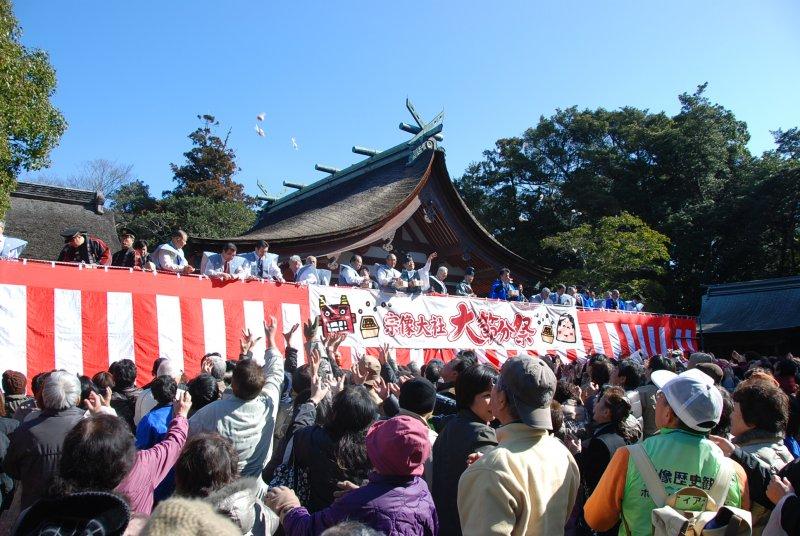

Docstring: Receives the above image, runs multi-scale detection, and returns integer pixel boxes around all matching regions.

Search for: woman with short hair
[431,363,499,536]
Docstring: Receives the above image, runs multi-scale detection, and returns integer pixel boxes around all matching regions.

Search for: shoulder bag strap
[626,443,669,507]
[708,457,734,509]
[282,436,295,465]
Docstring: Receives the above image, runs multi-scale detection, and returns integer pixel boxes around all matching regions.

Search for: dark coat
[5,406,85,509]
[431,409,497,536]
[283,473,438,536]
[57,234,110,265]
[110,386,141,433]
[0,417,19,509]
[293,423,371,513]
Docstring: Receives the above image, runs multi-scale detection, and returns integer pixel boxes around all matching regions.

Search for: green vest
[620,429,744,536]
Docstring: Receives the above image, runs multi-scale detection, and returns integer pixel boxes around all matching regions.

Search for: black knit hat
[12,491,130,535]
[399,377,437,416]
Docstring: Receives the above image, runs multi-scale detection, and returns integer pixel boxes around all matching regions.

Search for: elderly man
[189,318,285,477]
[57,227,111,265]
[375,253,402,293]
[604,289,624,310]
[0,220,27,259]
[338,254,370,288]
[455,266,477,297]
[458,357,580,535]
[204,242,248,281]
[5,371,86,509]
[111,228,136,266]
[428,265,448,295]
[488,268,523,301]
[290,255,318,285]
[560,285,576,306]
[532,287,553,304]
[240,240,283,282]
[154,229,194,274]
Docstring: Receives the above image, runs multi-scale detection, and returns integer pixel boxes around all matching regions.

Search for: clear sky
[14,1,800,200]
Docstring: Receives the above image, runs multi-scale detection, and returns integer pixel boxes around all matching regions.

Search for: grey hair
[321,521,382,536]
[289,255,302,264]
[541,287,551,294]
[41,371,81,410]
[157,359,182,380]
[203,353,226,380]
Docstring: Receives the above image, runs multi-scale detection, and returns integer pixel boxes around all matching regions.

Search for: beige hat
[143,498,240,536]
[362,355,382,386]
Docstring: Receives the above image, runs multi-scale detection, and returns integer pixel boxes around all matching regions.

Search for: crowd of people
[1,310,799,535]
[0,225,647,310]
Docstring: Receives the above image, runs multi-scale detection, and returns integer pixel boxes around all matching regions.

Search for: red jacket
[57,235,111,265]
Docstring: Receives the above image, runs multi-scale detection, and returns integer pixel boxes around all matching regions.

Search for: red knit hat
[366,415,430,477]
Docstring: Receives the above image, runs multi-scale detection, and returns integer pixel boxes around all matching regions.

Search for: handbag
[268,436,310,505]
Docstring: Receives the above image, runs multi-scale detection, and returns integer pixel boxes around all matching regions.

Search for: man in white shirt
[0,220,26,259]
[240,240,284,282]
[291,255,318,285]
[204,243,249,280]
[375,253,402,293]
[626,294,645,312]
[154,229,195,274]
[559,285,576,306]
[338,255,369,287]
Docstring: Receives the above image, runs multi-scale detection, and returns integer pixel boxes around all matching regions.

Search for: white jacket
[188,348,284,477]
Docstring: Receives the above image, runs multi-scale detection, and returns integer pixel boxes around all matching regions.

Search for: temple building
[192,101,549,293]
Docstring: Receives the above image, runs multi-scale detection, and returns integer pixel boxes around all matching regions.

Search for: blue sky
[15,1,800,200]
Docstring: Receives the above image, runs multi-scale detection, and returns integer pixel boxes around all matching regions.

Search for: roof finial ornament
[398,99,444,142]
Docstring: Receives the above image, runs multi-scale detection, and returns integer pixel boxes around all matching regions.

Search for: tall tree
[170,114,247,202]
[0,0,67,218]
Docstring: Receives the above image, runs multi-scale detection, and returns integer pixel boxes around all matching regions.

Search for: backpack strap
[626,443,669,507]
[282,436,295,465]
[707,457,734,509]
[597,433,627,455]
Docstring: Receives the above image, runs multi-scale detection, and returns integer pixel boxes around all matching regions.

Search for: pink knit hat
[366,415,430,477]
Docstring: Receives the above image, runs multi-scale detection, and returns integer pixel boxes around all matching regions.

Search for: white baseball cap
[651,368,723,432]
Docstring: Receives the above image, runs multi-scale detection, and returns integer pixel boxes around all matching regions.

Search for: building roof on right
[699,276,800,333]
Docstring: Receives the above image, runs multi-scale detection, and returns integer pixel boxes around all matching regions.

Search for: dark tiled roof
[700,276,800,333]
[5,182,119,260]
[12,182,101,205]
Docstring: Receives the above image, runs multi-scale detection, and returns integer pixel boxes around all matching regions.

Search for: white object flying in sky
[256,112,265,122]
[291,137,299,150]
[254,125,265,137]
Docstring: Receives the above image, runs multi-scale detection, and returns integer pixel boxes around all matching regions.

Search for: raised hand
[240,327,263,355]
[351,360,367,385]
[331,375,346,396]
[303,317,319,342]
[84,391,104,414]
[283,322,300,348]
[310,374,330,405]
[263,316,278,349]
[374,377,392,401]
[174,390,192,418]
[266,486,301,517]
[333,480,362,498]
[377,343,391,365]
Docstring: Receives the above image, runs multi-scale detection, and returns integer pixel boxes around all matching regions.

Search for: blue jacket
[488,279,522,301]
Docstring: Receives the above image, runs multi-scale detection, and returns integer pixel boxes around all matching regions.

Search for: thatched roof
[4,182,120,260]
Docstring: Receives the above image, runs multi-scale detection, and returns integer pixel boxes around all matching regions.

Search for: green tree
[170,115,248,202]
[455,85,798,314]
[0,0,67,218]
[541,212,671,310]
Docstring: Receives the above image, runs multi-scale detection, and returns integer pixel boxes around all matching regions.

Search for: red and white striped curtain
[0,260,697,388]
